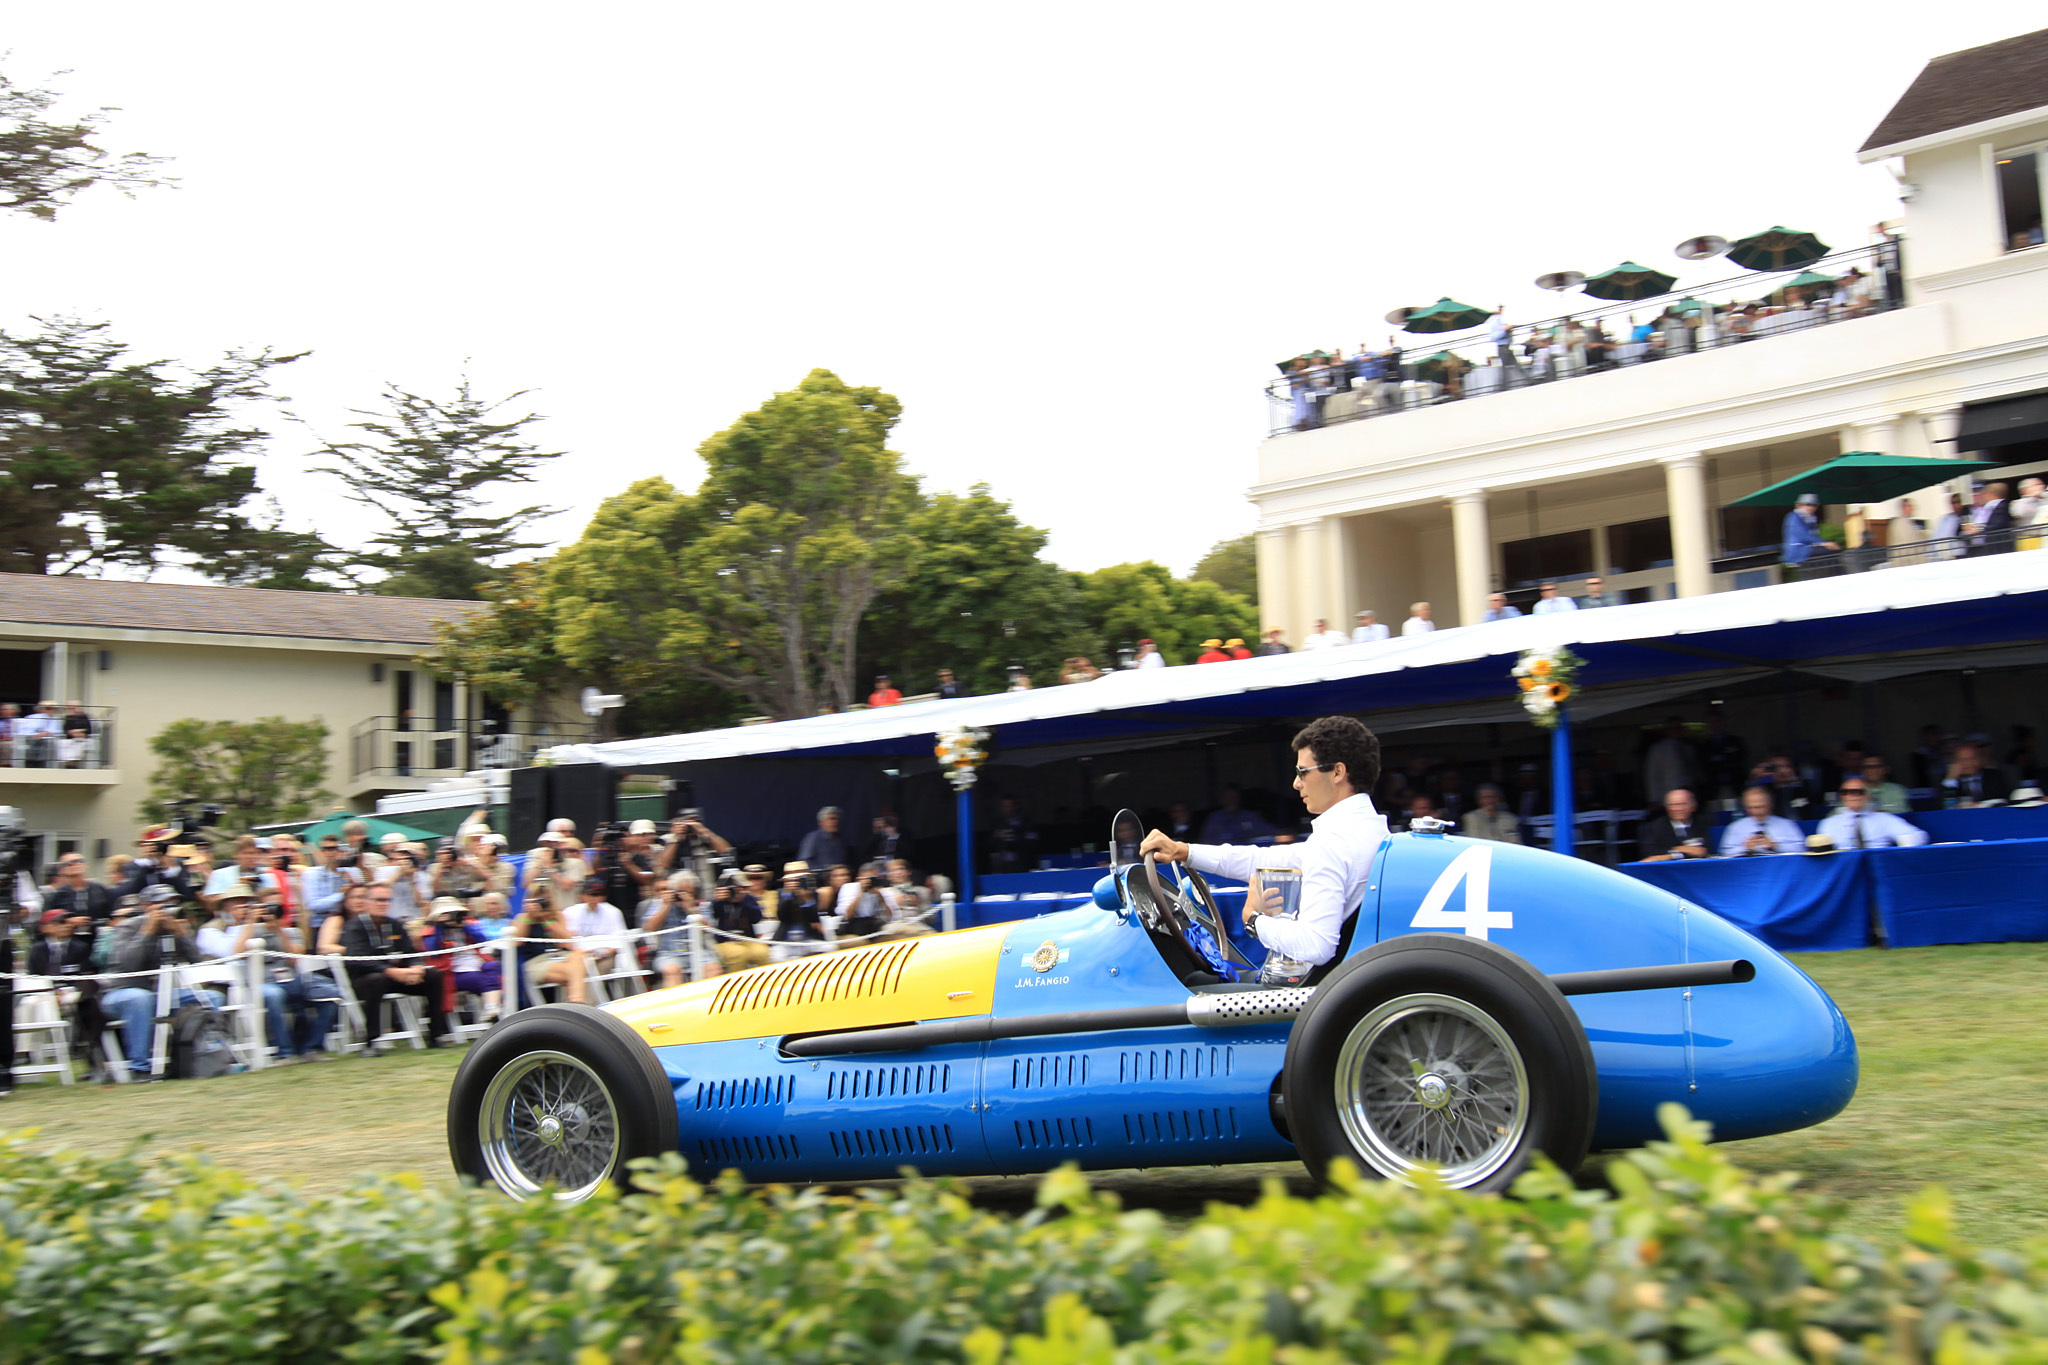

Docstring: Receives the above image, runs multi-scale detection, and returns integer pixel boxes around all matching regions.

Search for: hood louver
[708,940,921,1015]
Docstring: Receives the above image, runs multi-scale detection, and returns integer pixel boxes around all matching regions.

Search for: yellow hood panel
[603,925,1008,1047]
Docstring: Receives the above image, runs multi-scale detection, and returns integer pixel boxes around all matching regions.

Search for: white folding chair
[322,955,423,1054]
[581,941,650,1003]
[10,976,75,1086]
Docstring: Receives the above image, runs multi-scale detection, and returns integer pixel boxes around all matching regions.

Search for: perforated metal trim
[1125,1107,1239,1143]
[1115,1045,1232,1083]
[708,940,921,1014]
[1010,1053,1089,1089]
[694,1075,796,1110]
[697,1134,801,1165]
[1013,1117,1096,1149]
[1185,987,1316,1027]
[825,1063,952,1100]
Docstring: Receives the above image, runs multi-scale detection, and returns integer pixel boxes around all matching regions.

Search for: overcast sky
[2,4,2027,581]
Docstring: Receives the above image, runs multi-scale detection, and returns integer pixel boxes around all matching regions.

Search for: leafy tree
[314,377,561,599]
[142,717,332,830]
[548,370,919,719]
[858,484,1095,695]
[1074,562,1258,666]
[1191,532,1257,602]
[1,66,172,220]
[0,316,303,576]
[422,560,566,709]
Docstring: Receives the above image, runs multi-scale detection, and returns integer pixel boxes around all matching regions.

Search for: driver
[1139,716,1389,973]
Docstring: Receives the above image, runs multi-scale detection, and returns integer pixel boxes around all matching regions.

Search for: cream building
[1253,29,2048,638]
[0,574,586,868]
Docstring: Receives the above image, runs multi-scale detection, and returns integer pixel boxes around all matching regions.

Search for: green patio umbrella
[1727,226,1830,272]
[1664,295,1712,316]
[1582,261,1678,301]
[291,813,445,846]
[1413,350,1465,382]
[1272,349,1332,374]
[1772,269,1837,302]
[1402,297,1489,333]
[1726,452,2003,508]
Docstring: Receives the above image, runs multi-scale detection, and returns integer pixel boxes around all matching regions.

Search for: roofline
[0,620,443,654]
[1858,101,2048,161]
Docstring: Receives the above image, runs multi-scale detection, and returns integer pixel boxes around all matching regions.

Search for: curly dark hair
[1290,715,1381,793]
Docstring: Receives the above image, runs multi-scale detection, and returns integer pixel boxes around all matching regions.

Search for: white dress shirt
[1719,815,1805,857]
[1352,623,1390,643]
[1186,792,1389,966]
[1401,616,1435,636]
[1816,809,1927,850]
[565,900,629,956]
[1137,651,1165,669]
[1531,596,1579,614]
[1303,629,1350,650]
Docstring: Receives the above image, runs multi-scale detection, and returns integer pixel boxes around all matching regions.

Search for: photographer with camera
[119,832,199,905]
[510,892,587,1006]
[520,836,588,916]
[43,853,114,945]
[836,861,894,946]
[642,870,706,985]
[422,895,500,1018]
[28,907,105,1073]
[202,836,269,914]
[102,887,222,1081]
[199,884,336,1062]
[655,812,733,882]
[340,884,449,1049]
[695,866,767,975]
[376,841,431,922]
[770,862,829,958]
[879,858,934,939]
[588,820,656,928]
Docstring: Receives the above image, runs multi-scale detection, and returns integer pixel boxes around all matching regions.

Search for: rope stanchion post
[941,893,956,935]
[245,948,268,1070]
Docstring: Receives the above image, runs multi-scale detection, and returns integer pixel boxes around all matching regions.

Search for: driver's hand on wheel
[1139,830,1188,864]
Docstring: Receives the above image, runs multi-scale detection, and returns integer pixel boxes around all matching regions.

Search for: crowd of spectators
[0,700,101,768]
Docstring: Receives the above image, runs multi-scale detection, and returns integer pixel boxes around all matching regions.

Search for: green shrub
[4,1106,2048,1363]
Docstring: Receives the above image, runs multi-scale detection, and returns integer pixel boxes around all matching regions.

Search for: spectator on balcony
[1780,493,1838,566]
[13,701,58,766]
[2012,477,2045,527]
[1460,783,1522,844]
[0,701,17,765]
[936,667,964,698]
[1721,786,1805,857]
[1257,627,1290,656]
[1964,482,2014,555]
[1303,620,1349,651]
[1584,321,1615,371]
[1375,339,1405,413]
[1134,638,1165,669]
[1579,576,1619,608]
[1931,494,1965,557]
[1060,657,1102,684]
[1487,306,1531,388]
[1401,603,1435,636]
[867,674,903,707]
[1225,637,1253,659]
[796,805,849,870]
[1532,582,1578,615]
[1352,610,1389,643]
[1196,638,1231,663]
[1482,593,1521,622]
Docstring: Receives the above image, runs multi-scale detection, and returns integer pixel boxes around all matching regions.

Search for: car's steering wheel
[1114,808,1255,976]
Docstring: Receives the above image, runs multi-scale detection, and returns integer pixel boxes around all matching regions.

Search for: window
[1606,517,1672,574]
[1997,148,2044,252]
[1719,506,1782,556]
[1501,529,1594,586]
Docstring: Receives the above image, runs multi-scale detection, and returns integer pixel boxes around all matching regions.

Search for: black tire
[448,1004,678,1202]
[1283,934,1595,1194]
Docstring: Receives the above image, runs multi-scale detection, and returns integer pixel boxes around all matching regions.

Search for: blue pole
[955,783,976,908]
[1551,708,1576,857]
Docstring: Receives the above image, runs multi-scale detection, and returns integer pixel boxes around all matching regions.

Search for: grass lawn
[4,941,2046,1244]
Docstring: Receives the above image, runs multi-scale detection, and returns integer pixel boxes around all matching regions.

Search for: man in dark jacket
[1636,789,1712,861]
[101,890,220,1080]
[28,909,105,1067]
[341,884,448,1046]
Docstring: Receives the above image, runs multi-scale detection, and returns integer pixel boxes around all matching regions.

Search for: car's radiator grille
[693,1075,795,1110]
[1116,1045,1232,1083]
[708,940,921,1014]
[825,1062,952,1100]
[1009,1053,1089,1089]
[829,1124,956,1160]
[1124,1107,1239,1144]
[1013,1117,1096,1149]
[696,1133,801,1166]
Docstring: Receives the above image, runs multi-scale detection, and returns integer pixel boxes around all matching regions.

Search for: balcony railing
[1,704,115,772]
[1793,523,2040,577]
[1266,240,1907,437]
[348,716,600,781]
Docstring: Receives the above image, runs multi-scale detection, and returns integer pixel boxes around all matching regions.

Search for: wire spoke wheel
[478,1050,621,1201]
[1334,992,1529,1188]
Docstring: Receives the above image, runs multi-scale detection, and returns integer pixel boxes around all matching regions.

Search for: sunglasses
[1293,763,1331,778]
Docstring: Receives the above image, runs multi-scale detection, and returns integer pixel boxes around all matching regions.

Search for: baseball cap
[1201,638,1222,648]
[1224,638,1244,648]
[377,831,407,846]
[1796,492,1819,506]
[581,875,609,896]
[628,819,657,835]
[140,885,179,905]
[40,908,67,926]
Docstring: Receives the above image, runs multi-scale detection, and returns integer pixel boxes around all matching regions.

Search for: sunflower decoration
[1510,647,1584,730]
[934,725,992,790]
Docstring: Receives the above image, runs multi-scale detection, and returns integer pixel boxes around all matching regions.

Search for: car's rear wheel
[1284,934,1595,1194]
[448,1005,677,1202]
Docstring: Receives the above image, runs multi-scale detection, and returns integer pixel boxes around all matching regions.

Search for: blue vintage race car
[447,816,1857,1202]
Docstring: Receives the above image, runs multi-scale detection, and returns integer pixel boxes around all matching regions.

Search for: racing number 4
[1409,844,1512,940]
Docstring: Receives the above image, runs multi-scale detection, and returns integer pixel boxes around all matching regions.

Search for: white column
[1323,514,1354,630]
[43,641,69,701]
[1254,525,1291,641]
[1290,520,1326,643]
[1662,454,1714,598]
[1448,491,1491,628]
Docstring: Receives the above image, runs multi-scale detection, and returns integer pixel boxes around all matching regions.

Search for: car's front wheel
[448,1005,678,1202]
[1283,934,1595,1194]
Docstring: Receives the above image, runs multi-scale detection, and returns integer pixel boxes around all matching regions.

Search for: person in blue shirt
[1482,592,1522,622]
[1781,492,1839,566]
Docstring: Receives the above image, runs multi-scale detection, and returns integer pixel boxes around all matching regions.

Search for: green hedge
[4,1106,2047,1363]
